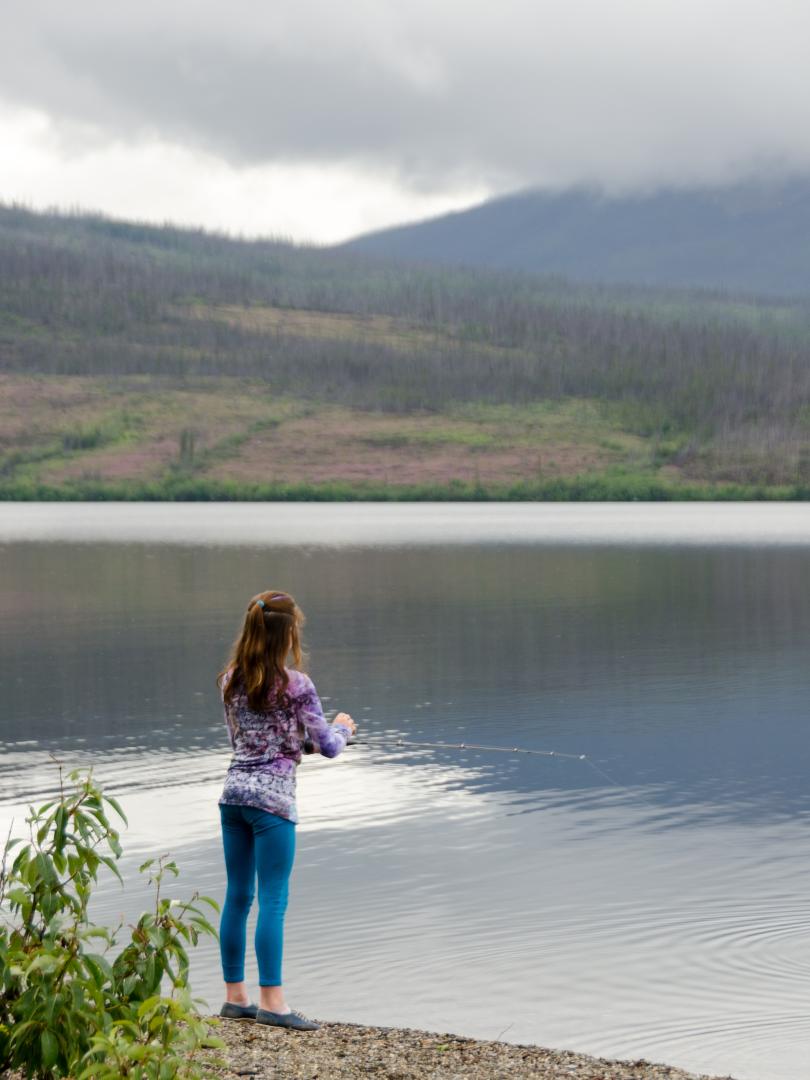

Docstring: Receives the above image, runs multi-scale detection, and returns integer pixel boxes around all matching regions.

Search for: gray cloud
[4,0,810,195]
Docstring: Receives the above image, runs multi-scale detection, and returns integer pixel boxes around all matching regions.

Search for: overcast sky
[2,0,809,243]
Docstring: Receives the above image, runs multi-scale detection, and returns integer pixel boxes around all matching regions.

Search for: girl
[216,590,356,1031]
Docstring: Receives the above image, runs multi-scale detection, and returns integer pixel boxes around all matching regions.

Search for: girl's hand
[334,712,356,735]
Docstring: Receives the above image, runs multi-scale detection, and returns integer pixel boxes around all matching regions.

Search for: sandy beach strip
[200,1017,738,1080]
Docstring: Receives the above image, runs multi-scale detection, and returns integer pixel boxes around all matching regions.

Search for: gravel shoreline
[200,1016,739,1080]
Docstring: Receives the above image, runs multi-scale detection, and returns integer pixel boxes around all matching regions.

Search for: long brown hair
[217,590,305,711]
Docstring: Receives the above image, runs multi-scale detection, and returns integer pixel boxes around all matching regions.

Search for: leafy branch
[0,764,224,1078]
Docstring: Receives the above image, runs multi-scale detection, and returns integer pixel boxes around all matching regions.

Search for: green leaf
[143,955,159,992]
[89,952,114,979]
[145,925,165,948]
[34,851,58,884]
[81,925,113,941]
[83,952,115,990]
[188,915,217,936]
[105,795,128,825]
[87,807,110,832]
[83,956,103,988]
[112,1019,141,1037]
[11,846,30,872]
[9,1019,39,1040]
[99,854,123,883]
[44,990,63,1025]
[54,805,67,850]
[28,952,61,974]
[77,1063,111,1080]
[136,995,163,1019]
[40,1028,59,1068]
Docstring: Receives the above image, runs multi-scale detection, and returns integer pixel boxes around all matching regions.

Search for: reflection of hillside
[3,535,810,824]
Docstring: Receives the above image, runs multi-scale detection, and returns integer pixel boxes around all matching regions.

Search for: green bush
[0,764,224,1078]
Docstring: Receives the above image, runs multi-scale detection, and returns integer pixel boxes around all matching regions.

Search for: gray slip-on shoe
[219,1001,259,1020]
[256,1008,320,1031]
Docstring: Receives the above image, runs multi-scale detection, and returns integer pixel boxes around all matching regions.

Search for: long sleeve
[295,673,350,759]
[221,668,236,749]
[224,709,237,749]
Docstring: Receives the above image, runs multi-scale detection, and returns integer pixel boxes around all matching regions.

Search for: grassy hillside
[343,179,810,295]
[2,203,810,500]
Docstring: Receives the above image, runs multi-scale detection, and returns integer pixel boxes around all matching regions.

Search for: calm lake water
[2,503,810,1080]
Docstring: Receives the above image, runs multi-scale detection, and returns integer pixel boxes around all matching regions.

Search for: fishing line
[349,736,586,760]
[343,735,702,832]
[345,734,627,791]
[344,734,678,825]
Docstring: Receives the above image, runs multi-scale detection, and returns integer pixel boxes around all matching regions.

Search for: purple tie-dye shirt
[218,667,351,824]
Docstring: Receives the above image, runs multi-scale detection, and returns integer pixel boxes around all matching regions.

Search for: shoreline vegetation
[196,1016,737,1080]
[2,475,810,501]
[4,204,810,501]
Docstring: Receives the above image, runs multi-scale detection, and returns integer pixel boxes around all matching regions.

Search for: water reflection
[2,506,810,1080]
[3,750,807,1080]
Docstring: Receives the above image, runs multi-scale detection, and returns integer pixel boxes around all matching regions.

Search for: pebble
[198,1017,739,1080]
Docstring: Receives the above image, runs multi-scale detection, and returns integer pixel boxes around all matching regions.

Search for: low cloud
[6,2,810,189]
[3,0,810,238]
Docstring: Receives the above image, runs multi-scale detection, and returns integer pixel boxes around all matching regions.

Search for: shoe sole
[260,1026,320,1032]
[256,1018,320,1032]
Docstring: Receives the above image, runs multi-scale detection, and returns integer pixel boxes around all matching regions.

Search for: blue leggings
[219,804,296,986]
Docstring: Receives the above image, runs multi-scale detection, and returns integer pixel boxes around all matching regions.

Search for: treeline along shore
[2,203,810,500]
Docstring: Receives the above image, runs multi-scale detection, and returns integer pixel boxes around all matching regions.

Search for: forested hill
[2,202,810,501]
[341,179,810,295]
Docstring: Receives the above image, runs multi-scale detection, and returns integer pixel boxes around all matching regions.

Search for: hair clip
[256,599,266,609]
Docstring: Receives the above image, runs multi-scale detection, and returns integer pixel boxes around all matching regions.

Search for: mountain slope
[4,203,810,500]
[341,180,810,295]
